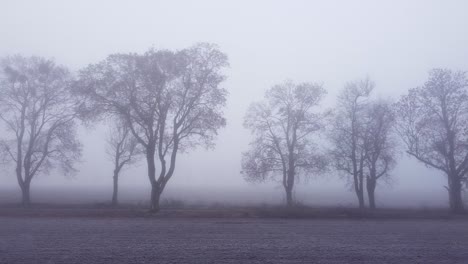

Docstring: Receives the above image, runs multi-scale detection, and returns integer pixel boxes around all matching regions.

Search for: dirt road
[1,217,467,263]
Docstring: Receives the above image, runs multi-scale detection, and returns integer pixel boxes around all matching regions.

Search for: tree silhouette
[106,119,142,206]
[242,80,328,206]
[330,78,374,209]
[0,55,81,206]
[363,100,397,209]
[74,43,228,212]
[395,69,468,213]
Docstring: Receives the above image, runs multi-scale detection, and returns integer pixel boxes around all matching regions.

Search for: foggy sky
[1,0,468,207]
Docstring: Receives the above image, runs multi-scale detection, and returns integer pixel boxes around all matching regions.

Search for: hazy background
[1,0,467,207]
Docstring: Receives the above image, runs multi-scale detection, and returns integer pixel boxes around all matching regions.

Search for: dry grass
[0,203,467,219]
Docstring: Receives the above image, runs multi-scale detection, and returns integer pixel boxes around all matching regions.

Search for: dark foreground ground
[1,214,468,264]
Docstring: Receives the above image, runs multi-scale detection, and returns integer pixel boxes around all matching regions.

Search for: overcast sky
[1,0,468,206]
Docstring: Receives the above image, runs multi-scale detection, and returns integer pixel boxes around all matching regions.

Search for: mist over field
[0,0,467,210]
[3,2,468,264]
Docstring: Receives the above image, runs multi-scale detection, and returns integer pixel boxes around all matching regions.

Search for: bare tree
[242,80,328,206]
[330,78,374,209]
[74,43,228,212]
[106,119,141,206]
[395,69,468,213]
[363,100,397,209]
[0,55,81,206]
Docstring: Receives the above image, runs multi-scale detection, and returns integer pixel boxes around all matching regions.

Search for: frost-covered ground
[1,217,468,264]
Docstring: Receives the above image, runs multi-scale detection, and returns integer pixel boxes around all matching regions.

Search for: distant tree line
[0,43,228,212]
[0,45,466,214]
[242,70,468,214]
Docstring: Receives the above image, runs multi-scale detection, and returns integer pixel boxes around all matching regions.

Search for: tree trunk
[111,170,119,206]
[285,170,295,207]
[357,190,365,209]
[353,174,365,209]
[146,145,160,213]
[285,186,293,207]
[367,178,376,210]
[150,185,161,213]
[21,182,31,207]
[448,175,464,214]
[359,171,365,209]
